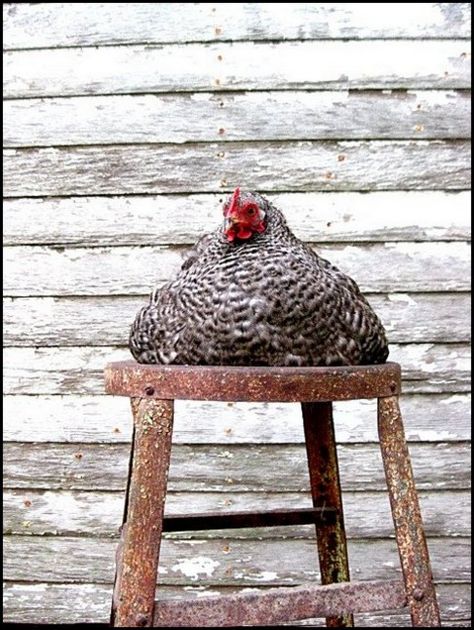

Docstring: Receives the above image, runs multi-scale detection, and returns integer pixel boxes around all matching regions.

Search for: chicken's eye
[247,206,257,216]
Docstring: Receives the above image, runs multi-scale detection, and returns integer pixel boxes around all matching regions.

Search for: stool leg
[112,397,174,627]
[111,418,136,622]
[302,402,354,628]
[377,396,441,627]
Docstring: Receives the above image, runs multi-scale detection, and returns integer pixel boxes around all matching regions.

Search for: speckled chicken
[130,188,389,366]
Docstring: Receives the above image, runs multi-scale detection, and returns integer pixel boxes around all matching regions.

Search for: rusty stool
[104,362,440,628]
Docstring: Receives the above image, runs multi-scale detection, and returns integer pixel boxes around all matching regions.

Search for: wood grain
[3,3,471,49]
[3,488,470,538]
[4,90,471,146]
[3,191,471,246]
[2,3,471,624]
[2,344,471,395]
[3,40,471,98]
[4,141,471,196]
[3,242,471,296]
[3,393,471,444]
[3,535,470,584]
[4,293,470,346]
[3,442,470,492]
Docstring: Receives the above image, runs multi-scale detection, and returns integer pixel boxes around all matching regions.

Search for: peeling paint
[243,570,279,581]
[171,557,221,580]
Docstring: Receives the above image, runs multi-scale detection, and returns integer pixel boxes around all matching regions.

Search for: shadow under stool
[104,361,441,628]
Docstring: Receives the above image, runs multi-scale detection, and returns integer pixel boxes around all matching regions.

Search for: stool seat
[104,360,401,402]
[104,361,441,628]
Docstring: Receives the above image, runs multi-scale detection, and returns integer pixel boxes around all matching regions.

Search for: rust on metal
[378,396,441,627]
[153,579,407,627]
[112,413,139,619]
[163,506,336,531]
[112,398,174,628]
[302,401,353,627]
[104,361,401,403]
[106,361,439,628]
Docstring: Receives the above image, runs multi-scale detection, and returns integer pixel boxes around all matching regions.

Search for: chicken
[129,188,389,366]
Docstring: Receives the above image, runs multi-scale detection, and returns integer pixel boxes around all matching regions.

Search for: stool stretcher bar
[163,507,337,531]
[154,579,407,627]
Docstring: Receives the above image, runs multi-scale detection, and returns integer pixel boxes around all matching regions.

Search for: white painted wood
[3,242,471,297]
[4,141,470,197]
[4,90,471,146]
[387,343,471,393]
[3,344,470,395]
[2,3,471,624]
[3,40,471,98]
[3,582,114,624]
[3,535,470,583]
[2,582,470,626]
[3,488,470,538]
[3,393,471,444]
[3,442,470,492]
[3,191,471,246]
[3,3,471,49]
[1,245,178,296]
[4,293,470,346]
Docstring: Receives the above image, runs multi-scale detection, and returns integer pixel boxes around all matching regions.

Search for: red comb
[224,187,240,216]
[230,187,240,208]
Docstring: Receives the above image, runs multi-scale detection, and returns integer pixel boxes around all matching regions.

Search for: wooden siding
[3,92,472,145]
[3,3,471,47]
[3,3,471,626]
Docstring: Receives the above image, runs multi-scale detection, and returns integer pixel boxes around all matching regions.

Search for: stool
[104,361,441,628]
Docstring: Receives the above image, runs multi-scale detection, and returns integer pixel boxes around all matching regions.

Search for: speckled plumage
[129,191,389,366]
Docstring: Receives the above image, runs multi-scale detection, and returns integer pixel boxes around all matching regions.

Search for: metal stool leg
[302,402,354,628]
[377,396,441,627]
[112,397,174,627]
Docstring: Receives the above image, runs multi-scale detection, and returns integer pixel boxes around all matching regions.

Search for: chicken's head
[223,187,266,242]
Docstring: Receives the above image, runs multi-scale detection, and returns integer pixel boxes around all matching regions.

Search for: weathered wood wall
[3,3,471,626]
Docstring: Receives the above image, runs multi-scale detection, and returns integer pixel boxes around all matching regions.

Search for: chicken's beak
[226,215,239,228]
[224,214,240,241]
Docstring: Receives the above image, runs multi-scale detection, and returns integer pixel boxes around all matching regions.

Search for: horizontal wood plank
[3,141,471,196]
[3,344,470,396]
[2,582,470,626]
[4,293,470,347]
[3,393,471,444]
[3,40,471,98]
[3,2,471,624]
[3,191,471,246]
[3,442,470,492]
[3,3,471,49]
[3,535,470,584]
[3,243,471,296]
[2,582,113,625]
[4,488,470,539]
[4,90,471,146]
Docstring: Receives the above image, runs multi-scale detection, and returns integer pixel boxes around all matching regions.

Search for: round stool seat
[104,360,401,402]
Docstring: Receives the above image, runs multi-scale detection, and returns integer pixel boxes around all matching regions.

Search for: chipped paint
[243,570,279,581]
[171,557,221,580]
[387,293,417,306]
